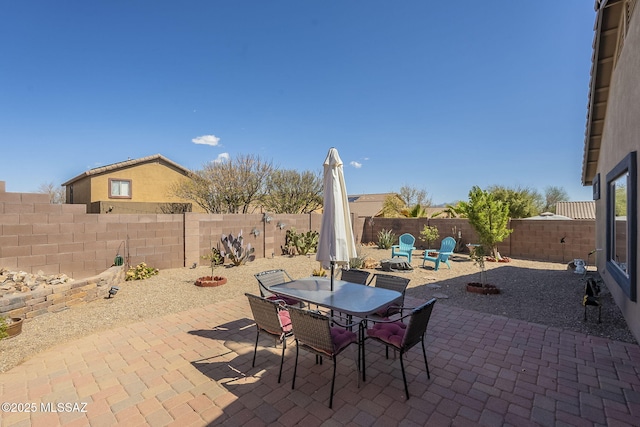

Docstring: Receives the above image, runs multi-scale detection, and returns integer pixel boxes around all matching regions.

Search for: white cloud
[213,152,230,163]
[350,161,362,169]
[192,134,221,146]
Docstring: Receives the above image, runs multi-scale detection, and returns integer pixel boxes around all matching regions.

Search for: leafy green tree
[262,169,322,214]
[419,225,440,249]
[381,194,406,218]
[402,204,428,218]
[543,186,569,213]
[461,186,513,260]
[487,185,543,218]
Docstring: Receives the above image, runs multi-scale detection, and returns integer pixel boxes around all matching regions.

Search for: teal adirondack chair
[391,233,416,263]
[422,236,456,270]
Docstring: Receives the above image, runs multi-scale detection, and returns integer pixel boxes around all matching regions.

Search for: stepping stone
[432,293,449,299]
[426,284,441,289]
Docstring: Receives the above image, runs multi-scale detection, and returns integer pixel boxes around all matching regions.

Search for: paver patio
[1,295,639,426]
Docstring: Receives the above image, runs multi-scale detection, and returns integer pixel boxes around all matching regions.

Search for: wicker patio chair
[364,298,437,398]
[340,268,370,285]
[254,269,303,307]
[367,273,410,318]
[287,306,360,408]
[245,293,294,383]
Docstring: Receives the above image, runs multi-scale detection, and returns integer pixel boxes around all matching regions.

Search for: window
[109,179,132,199]
[606,151,637,301]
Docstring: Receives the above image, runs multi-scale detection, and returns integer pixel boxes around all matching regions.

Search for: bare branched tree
[544,186,569,213]
[37,182,65,204]
[262,169,322,213]
[399,185,432,208]
[170,154,273,214]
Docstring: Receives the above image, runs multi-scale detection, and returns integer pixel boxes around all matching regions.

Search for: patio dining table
[269,277,402,318]
[270,276,403,383]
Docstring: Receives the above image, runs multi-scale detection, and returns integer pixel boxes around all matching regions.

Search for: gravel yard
[1,248,636,373]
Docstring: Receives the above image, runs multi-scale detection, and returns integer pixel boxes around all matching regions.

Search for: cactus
[286,228,319,256]
[221,230,255,266]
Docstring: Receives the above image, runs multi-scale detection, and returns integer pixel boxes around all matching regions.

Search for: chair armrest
[391,245,400,249]
[366,306,416,324]
[329,314,361,330]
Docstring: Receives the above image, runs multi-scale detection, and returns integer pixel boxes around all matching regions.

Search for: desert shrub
[126,263,159,281]
[377,229,396,249]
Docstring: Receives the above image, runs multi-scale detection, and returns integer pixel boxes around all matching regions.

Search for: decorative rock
[0,268,74,297]
[426,284,441,289]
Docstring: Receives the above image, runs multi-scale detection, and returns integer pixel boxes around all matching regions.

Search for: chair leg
[329,357,337,409]
[252,330,260,367]
[361,327,367,382]
[292,341,299,390]
[278,337,286,383]
[399,350,410,399]
[421,340,430,379]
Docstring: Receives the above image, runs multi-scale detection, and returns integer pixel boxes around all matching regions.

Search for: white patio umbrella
[316,147,357,291]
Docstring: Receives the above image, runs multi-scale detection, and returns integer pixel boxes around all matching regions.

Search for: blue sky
[1,1,596,205]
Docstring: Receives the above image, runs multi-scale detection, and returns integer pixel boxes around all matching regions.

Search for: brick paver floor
[1,296,639,426]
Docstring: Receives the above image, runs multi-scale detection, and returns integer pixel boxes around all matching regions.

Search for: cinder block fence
[1,182,595,279]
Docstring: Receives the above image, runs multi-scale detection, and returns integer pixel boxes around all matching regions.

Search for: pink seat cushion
[330,327,357,353]
[278,310,293,333]
[367,321,406,348]
[375,304,401,317]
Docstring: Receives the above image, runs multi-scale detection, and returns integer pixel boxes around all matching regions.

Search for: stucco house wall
[63,154,200,214]
[587,1,640,341]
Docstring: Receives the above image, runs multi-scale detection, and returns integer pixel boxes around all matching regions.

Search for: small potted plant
[196,245,227,287]
[0,315,24,340]
[420,225,440,255]
[466,245,500,295]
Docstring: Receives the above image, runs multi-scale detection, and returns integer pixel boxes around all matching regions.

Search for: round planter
[195,276,227,287]
[466,283,500,295]
[5,317,24,339]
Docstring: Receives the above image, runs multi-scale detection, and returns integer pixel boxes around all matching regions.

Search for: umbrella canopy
[316,148,357,290]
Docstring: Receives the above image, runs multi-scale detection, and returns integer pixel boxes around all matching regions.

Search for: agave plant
[221,230,256,266]
[377,228,396,249]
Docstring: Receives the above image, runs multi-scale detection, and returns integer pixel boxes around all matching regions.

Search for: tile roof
[62,154,191,186]
[555,201,596,219]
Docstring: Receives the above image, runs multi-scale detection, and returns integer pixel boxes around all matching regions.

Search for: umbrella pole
[330,261,335,291]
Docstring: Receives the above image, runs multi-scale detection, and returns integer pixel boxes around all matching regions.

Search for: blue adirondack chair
[391,233,416,263]
[422,236,456,270]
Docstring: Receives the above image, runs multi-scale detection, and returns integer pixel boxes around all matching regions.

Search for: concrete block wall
[0,186,184,279]
[357,217,595,264]
[186,212,322,268]
[1,182,596,282]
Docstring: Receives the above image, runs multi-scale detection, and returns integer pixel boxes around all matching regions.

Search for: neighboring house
[62,154,200,214]
[582,0,639,341]
[348,193,397,217]
[348,193,450,218]
[555,201,596,219]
